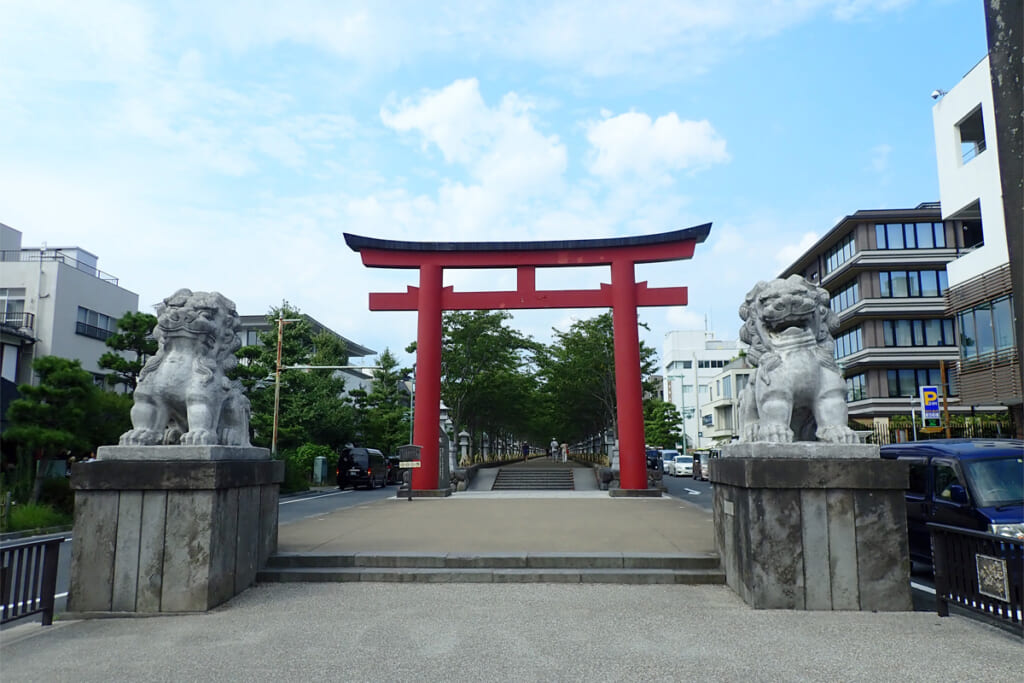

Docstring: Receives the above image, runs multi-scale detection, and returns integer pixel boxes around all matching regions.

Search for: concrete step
[257,566,725,584]
[258,551,725,584]
[492,469,575,490]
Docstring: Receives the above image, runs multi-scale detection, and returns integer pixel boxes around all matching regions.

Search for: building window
[697,360,727,369]
[957,295,1016,361]
[882,319,955,347]
[76,306,117,341]
[886,368,957,398]
[878,271,948,298]
[824,234,855,275]
[830,280,859,314]
[722,376,732,399]
[846,373,867,402]
[957,105,986,163]
[834,327,863,359]
[874,222,946,249]
[0,288,26,325]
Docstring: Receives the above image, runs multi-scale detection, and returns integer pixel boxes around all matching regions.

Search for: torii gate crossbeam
[345,224,711,494]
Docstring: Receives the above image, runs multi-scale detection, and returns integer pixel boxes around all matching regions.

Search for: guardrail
[1,536,64,626]
[929,523,1023,628]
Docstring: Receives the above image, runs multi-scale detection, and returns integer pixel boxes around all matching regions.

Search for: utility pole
[271,314,301,457]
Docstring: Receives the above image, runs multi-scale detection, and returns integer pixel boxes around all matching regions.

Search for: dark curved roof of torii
[344,223,711,254]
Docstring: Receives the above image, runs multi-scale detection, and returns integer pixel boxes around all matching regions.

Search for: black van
[337,447,388,490]
[880,439,1024,565]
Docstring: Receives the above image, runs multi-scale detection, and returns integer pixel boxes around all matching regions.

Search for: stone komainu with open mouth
[119,288,251,447]
[737,275,858,444]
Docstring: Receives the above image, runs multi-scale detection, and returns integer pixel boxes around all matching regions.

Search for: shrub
[292,443,335,479]
[8,502,71,532]
[280,450,310,495]
[39,477,74,517]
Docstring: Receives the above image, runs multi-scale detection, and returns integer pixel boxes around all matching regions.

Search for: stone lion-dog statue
[120,288,252,447]
[737,275,858,443]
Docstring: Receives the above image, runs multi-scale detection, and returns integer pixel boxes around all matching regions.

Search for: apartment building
[662,330,743,450]
[237,314,377,393]
[932,55,1021,432]
[776,204,1002,429]
[1,223,138,390]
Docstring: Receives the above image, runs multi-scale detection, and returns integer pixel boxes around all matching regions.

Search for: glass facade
[830,280,859,314]
[834,327,863,359]
[886,368,957,397]
[846,373,867,402]
[878,270,948,298]
[882,319,955,347]
[824,234,855,275]
[874,222,946,249]
[957,295,1016,360]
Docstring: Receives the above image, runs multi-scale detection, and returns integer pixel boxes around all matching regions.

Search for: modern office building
[1,223,139,391]
[932,55,1021,432]
[662,330,743,450]
[237,314,377,393]
[776,204,1004,430]
[699,356,754,445]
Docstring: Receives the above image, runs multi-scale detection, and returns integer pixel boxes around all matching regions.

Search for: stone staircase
[257,552,725,584]
[491,467,575,490]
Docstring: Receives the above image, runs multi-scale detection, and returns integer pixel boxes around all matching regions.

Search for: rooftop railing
[0,250,119,285]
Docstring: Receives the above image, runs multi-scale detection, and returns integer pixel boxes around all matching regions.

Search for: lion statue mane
[119,288,252,447]
[737,275,858,444]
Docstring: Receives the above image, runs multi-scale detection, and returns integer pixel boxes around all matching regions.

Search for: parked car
[646,448,662,471]
[670,454,694,477]
[879,439,1024,565]
[660,449,679,474]
[337,447,388,490]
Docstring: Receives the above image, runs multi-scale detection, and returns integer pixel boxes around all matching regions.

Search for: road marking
[683,488,701,495]
[910,581,936,595]
[279,490,352,505]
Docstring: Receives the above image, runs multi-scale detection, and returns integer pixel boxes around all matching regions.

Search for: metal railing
[0,311,35,332]
[1,536,64,626]
[929,523,1023,628]
[0,249,119,285]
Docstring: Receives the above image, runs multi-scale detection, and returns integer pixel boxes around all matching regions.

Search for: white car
[671,454,694,477]
[660,450,679,474]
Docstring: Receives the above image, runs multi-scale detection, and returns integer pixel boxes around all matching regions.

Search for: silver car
[671,454,694,477]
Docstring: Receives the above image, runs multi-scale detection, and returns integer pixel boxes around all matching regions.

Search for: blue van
[879,439,1023,565]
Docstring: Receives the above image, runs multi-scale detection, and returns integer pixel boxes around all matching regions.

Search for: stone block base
[69,454,283,614]
[710,445,911,611]
[399,488,453,498]
[609,488,662,497]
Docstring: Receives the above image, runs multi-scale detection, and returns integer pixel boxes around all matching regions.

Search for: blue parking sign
[920,385,940,427]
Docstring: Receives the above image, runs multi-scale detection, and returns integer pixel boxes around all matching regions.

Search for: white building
[932,55,1021,428]
[1,223,139,391]
[662,330,744,450]
[701,356,754,444]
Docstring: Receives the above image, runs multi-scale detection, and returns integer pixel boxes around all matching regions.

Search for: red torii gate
[345,224,710,493]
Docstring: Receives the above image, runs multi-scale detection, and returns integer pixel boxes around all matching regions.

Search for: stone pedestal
[69,446,283,614]
[710,443,912,611]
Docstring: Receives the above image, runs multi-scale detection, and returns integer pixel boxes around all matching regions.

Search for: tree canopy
[97,311,158,391]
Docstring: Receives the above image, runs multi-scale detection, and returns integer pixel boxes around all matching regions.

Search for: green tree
[349,349,412,455]
[440,311,539,448]
[3,356,130,502]
[643,399,683,449]
[537,312,658,445]
[97,311,158,391]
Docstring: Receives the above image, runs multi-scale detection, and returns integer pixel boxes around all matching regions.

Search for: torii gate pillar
[346,225,711,495]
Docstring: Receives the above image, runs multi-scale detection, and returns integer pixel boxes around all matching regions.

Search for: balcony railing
[0,250,119,285]
[0,311,34,332]
[75,321,114,341]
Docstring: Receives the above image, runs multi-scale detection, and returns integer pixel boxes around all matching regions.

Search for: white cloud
[775,231,821,267]
[585,112,729,180]
[869,143,892,174]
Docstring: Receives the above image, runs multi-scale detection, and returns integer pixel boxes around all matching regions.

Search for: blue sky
[0,1,988,368]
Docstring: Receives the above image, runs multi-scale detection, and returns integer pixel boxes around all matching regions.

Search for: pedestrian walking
[521,442,529,463]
